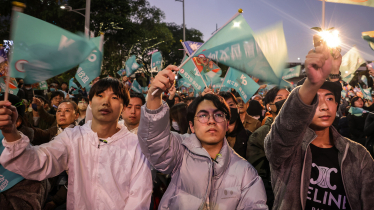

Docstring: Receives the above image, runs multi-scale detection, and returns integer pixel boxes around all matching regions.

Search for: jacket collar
[182,134,231,178]
[302,126,348,154]
[82,120,132,145]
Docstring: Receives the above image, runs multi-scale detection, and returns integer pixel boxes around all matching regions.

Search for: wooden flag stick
[4,2,26,101]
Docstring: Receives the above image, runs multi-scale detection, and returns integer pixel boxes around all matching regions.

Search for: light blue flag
[211,78,230,92]
[361,75,368,87]
[181,41,204,56]
[131,80,142,93]
[0,77,19,95]
[223,68,260,103]
[69,78,79,89]
[349,107,367,116]
[117,68,126,77]
[282,65,301,80]
[38,81,48,90]
[359,84,372,101]
[179,56,206,92]
[10,12,96,84]
[191,13,288,87]
[125,55,141,77]
[177,78,192,88]
[75,36,103,88]
[151,52,162,72]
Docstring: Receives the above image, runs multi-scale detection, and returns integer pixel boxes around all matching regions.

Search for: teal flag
[361,75,368,87]
[69,78,79,89]
[340,46,366,79]
[348,107,367,116]
[223,68,260,103]
[177,78,192,88]
[151,52,162,72]
[211,78,230,92]
[282,65,301,80]
[117,68,126,77]
[359,84,372,101]
[75,36,103,88]
[0,131,24,193]
[38,81,48,90]
[179,56,206,92]
[191,13,288,87]
[10,12,95,84]
[125,55,141,76]
[131,80,142,93]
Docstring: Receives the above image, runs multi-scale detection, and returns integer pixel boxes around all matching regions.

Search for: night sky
[148,0,374,62]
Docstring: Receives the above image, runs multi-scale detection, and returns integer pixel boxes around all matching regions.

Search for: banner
[131,79,142,93]
[192,56,222,85]
[124,55,141,77]
[0,77,18,95]
[181,41,204,56]
[340,46,366,78]
[10,12,96,84]
[282,65,301,80]
[222,67,260,103]
[151,51,162,72]
[179,56,206,92]
[75,35,104,88]
[324,0,374,7]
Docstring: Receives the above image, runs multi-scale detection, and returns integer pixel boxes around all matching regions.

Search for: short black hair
[61,82,68,86]
[218,92,238,104]
[35,95,49,104]
[50,91,65,101]
[187,94,230,125]
[130,92,145,105]
[79,97,89,102]
[89,77,130,106]
[351,96,363,107]
[174,95,181,101]
[264,86,280,107]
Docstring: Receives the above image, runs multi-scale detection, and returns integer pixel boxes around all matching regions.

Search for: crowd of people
[0,44,373,210]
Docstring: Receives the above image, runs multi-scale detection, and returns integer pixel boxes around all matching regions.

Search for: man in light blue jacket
[138,65,268,210]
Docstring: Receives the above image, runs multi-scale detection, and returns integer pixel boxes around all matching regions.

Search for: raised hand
[305,42,332,85]
[169,85,176,97]
[0,101,18,134]
[149,65,179,98]
[32,97,43,110]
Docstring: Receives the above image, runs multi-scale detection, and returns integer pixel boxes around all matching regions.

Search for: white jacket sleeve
[124,143,152,210]
[0,132,70,181]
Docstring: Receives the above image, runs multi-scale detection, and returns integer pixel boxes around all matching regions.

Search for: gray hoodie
[138,102,268,210]
[265,87,374,210]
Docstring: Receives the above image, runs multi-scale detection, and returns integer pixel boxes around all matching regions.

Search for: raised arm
[34,97,56,125]
[264,44,339,168]
[0,101,69,180]
[138,65,186,174]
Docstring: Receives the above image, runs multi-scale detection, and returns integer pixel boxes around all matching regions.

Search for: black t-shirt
[305,144,351,210]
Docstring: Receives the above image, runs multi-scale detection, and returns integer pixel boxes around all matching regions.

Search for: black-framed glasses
[195,112,226,124]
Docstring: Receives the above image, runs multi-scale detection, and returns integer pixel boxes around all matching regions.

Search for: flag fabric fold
[151,52,162,72]
[125,55,141,77]
[10,12,96,84]
[340,46,366,79]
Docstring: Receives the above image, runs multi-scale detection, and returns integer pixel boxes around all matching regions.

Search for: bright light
[233,22,241,28]
[345,71,349,74]
[60,5,65,9]
[297,57,300,61]
[318,30,341,48]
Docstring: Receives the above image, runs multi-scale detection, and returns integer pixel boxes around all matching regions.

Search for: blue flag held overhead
[117,68,126,77]
[359,84,372,101]
[9,12,96,84]
[223,67,260,103]
[181,41,204,56]
[282,65,301,80]
[69,78,79,89]
[131,80,142,93]
[125,55,141,77]
[75,35,104,88]
[151,51,162,72]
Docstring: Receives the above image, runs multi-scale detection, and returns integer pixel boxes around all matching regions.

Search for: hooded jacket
[0,121,152,210]
[264,87,374,210]
[138,102,268,210]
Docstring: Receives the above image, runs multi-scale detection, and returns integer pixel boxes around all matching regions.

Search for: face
[61,83,67,90]
[354,98,364,108]
[189,100,228,145]
[122,97,142,127]
[309,89,337,131]
[90,88,124,124]
[225,98,237,109]
[78,100,88,111]
[237,97,248,113]
[268,89,290,111]
[56,102,78,128]
[175,97,181,104]
[51,95,63,107]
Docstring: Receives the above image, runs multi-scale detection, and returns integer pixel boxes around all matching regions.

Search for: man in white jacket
[0,78,152,210]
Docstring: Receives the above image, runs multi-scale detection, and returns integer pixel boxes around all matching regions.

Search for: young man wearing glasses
[138,66,267,210]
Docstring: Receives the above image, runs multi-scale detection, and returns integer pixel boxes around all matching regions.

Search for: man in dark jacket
[26,95,52,130]
[265,44,374,210]
[48,91,64,115]
[246,86,289,209]
[218,91,251,159]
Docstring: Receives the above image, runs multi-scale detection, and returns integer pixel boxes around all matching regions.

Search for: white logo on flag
[15,60,28,73]
[58,35,75,51]
[240,74,247,86]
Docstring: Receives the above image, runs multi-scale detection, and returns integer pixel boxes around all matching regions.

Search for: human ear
[189,121,195,133]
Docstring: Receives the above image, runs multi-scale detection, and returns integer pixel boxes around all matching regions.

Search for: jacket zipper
[198,161,212,210]
[340,144,352,209]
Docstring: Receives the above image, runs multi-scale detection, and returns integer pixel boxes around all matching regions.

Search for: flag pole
[322,0,325,29]
[218,68,229,92]
[5,2,26,101]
